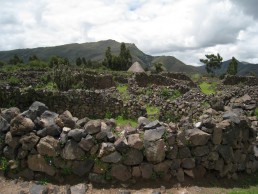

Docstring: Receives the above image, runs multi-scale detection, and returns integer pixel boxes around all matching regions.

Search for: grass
[199,81,217,95]
[117,84,128,93]
[0,157,8,172]
[115,115,137,128]
[146,105,160,121]
[255,108,258,118]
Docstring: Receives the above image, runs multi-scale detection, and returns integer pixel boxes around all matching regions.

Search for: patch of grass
[146,105,160,115]
[199,81,217,95]
[255,108,258,118]
[117,84,128,93]
[35,82,57,91]
[146,105,160,120]
[8,76,20,86]
[0,157,8,172]
[160,88,181,100]
[38,177,49,185]
[61,167,73,176]
[115,115,137,128]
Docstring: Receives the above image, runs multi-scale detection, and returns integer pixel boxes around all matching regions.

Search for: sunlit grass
[199,82,217,95]
[115,115,137,128]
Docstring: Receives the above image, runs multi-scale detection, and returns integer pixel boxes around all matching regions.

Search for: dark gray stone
[182,158,195,169]
[61,140,85,160]
[10,115,35,136]
[193,146,209,157]
[68,129,86,142]
[111,164,131,181]
[29,183,48,194]
[88,173,107,184]
[59,110,76,129]
[101,151,122,163]
[166,145,178,159]
[40,111,61,137]
[84,120,101,134]
[143,120,161,130]
[37,135,60,157]
[0,116,10,133]
[186,128,211,146]
[145,139,165,164]
[140,163,153,179]
[79,134,95,151]
[19,132,40,150]
[1,107,20,123]
[144,126,165,142]
[123,148,143,165]
[107,131,116,142]
[72,160,94,176]
[22,101,48,121]
[114,136,129,153]
[178,147,191,158]
[70,183,87,194]
[218,145,234,162]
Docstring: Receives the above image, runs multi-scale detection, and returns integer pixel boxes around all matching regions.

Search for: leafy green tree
[200,53,223,76]
[29,54,39,62]
[49,56,70,68]
[0,61,6,68]
[152,62,166,73]
[76,57,82,66]
[227,57,238,75]
[103,46,113,68]
[82,57,87,66]
[8,54,23,65]
[119,42,132,71]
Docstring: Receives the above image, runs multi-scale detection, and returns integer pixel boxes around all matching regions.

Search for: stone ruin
[0,70,257,185]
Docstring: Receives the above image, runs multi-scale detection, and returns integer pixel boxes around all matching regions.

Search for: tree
[200,53,223,76]
[227,57,238,75]
[152,62,166,73]
[119,42,132,71]
[76,57,82,66]
[8,54,23,65]
[103,46,113,68]
[28,54,39,62]
[49,56,70,68]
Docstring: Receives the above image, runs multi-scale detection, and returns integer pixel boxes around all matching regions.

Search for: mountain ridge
[0,40,257,75]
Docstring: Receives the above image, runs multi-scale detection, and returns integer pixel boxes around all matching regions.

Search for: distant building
[127,61,145,73]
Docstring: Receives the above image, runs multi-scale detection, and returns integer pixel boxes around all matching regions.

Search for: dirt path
[0,173,257,194]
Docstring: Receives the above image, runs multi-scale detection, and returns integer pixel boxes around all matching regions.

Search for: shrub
[8,76,20,86]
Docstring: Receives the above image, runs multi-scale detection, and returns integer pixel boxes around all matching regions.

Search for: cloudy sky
[1,0,258,66]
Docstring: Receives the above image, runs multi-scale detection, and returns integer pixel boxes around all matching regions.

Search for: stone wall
[0,86,145,120]
[0,95,257,183]
[223,75,258,86]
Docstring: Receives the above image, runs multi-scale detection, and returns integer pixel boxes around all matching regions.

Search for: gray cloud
[0,0,258,65]
[232,0,258,20]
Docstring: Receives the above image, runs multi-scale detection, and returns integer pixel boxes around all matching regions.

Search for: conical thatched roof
[128,61,145,73]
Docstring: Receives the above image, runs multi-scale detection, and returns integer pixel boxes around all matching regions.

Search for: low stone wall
[223,75,258,86]
[0,96,257,183]
[0,86,145,120]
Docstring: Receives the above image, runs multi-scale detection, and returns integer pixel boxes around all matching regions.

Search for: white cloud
[0,0,258,65]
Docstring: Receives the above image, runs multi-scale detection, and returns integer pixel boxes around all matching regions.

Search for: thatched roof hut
[127,61,145,73]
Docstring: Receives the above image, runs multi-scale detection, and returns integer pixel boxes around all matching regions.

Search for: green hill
[0,40,256,75]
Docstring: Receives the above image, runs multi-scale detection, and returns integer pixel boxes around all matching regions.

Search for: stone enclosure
[0,71,258,185]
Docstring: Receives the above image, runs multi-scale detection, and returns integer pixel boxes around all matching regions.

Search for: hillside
[214,59,258,76]
[0,40,201,74]
[0,40,257,75]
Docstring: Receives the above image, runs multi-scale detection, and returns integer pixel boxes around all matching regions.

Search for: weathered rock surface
[28,154,56,176]
[61,140,85,160]
[37,135,60,157]
[10,115,35,136]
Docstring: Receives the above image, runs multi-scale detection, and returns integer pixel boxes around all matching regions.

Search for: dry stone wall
[223,75,258,86]
[0,95,257,183]
[0,86,145,120]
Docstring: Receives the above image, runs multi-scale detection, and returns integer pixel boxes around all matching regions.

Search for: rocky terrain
[0,70,257,194]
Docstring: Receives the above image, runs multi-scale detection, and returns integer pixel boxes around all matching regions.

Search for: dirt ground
[0,172,258,194]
